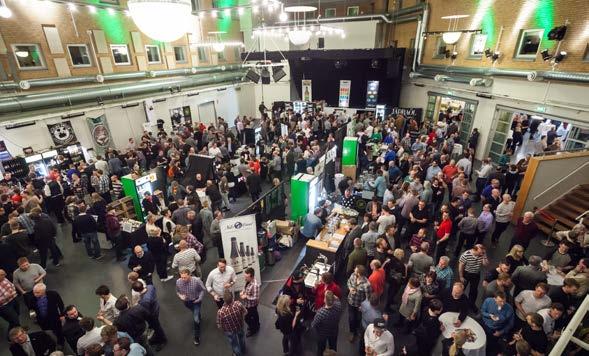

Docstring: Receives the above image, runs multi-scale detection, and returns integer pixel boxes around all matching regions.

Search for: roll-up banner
[338,80,351,108]
[302,79,312,102]
[220,214,261,291]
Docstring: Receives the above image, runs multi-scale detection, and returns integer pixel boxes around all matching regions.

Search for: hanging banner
[47,121,78,146]
[302,79,312,102]
[390,107,424,123]
[338,80,351,108]
[365,80,379,108]
[220,214,261,291]
[86,115,113,155]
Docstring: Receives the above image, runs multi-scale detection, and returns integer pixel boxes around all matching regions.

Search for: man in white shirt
[205,259,236,309]
[538,303,565,341]
[514,283,552,321]
[77,317,104,355]
[364,318,394,356]
[95,285,119,324]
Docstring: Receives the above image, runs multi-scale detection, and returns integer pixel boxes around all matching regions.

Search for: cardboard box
[275,220,294,234]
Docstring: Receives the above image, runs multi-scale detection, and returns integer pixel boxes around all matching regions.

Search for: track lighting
[540,49,567,65]
[554,51,567,63]
[445,50,458,60]
[491,52,500,61]
[484,48,492,58]
[541,49,551,61]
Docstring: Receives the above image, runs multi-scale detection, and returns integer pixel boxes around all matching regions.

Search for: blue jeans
[224,330,245,356]
[81,232,101,258]
[184,300,201,338]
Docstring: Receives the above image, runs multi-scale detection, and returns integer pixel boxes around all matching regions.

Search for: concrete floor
[0,179,555,356]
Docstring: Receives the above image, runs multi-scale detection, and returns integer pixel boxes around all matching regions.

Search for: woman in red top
[313,272,341,310]
[368,260,386,298]
[435,211,453,262]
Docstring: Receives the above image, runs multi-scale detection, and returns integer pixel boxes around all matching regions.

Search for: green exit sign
[536,106,546,113]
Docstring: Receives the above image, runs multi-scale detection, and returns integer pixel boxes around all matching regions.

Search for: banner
[143,99,157,125]
[47,121,77,146]
[338,80,351,108]
[301,79,312,102]
[220,214,261,291]
[0,140,11,161]
[390,107,423,123]
[365,80,379,108]
[87,115,113,155]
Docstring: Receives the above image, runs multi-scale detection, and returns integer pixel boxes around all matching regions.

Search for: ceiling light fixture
[15,50,29,58]
[107,7,115,15]
[224,8,230,17]
[442,32,462,45]
[67,2,76,11]
[211,9,217,17]
[87,5,96,13]
[127,0,192,42]
[441,14,469,45]
[0,5,12,18]
[237,7,244,15]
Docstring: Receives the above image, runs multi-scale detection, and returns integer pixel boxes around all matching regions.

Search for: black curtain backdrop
[242,48,405,108]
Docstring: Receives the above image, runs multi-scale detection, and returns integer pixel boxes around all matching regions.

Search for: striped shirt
[17,213,35,235]
[172,248,201,274]
[459,250,484,274]
[242,279,260,308]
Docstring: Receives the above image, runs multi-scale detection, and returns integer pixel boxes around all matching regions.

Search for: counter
[304,217,351,278]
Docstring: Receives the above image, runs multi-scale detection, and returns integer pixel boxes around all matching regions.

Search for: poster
[301,79,312,102]
[0,141,11,161]
[338,80,351,108]
[86,115,113,155]
[365,80,379,108]
[390,107,423,123]
[143,99,157,125]
[220,214,261,291]
[47,121,77,146]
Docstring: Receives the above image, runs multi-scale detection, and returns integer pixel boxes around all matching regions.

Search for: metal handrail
[532,162,589,201]
[533,147,589,157]
[549,295,589,355]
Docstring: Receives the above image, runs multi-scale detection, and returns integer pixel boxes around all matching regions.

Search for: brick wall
[419,0,589,72]
[0,0,242,81]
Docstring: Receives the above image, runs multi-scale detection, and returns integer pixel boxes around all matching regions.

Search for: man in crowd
[176,268,206,346]
[240,267,260,337]
[216,290,247,356]
[206,259,236,309]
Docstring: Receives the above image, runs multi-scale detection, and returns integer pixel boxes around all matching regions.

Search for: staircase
[534,184,589,236]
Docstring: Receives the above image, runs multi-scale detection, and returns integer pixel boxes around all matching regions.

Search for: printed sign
[390,107,423,123]
[302,79,312,102]
[0,141,11,161]
[47,121,77,146]
[338,80,351,108]
[365,80,379,108]
[87,115,113,155]
[220,214,261,291]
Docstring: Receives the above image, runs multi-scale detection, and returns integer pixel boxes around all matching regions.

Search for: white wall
[399,76,589,161]
[0,85,243,155]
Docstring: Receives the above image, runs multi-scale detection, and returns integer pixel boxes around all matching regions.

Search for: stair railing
[549,295,589,355]
[533,162,589,201]
[576,210,589,222]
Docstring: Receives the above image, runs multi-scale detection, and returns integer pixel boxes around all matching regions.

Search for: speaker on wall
[246,69,260,83]
[272,66,286,82]
[261,68,271,84]
[318,37,325,49]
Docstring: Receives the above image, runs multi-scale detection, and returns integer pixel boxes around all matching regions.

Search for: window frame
[217,49,225,61]
[145,45,162,64]
[346,6,359,16]
[514,28,544,61]
[197,47,208,62]
[110,44,132,66]
[11,43,46,70]
[583,43,589,62]
[468,33,487,59]
[67,44,93,68]
[324,8,336,18]
[173,46,187,63]
[432,37,447,59]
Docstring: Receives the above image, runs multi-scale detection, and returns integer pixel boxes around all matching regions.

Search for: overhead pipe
[0,64,245,91]
[0,70,246,117]
[410,71,493,87]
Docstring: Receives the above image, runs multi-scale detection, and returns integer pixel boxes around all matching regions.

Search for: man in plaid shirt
[0,269,20,334]
[346,265,372,342]
[94,170,111,203]
[239,267,260,337]
[217,290,247,356]
[176,269,206,346]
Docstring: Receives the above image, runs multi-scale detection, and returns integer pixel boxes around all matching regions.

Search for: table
[547,270,565,286]
[439,312,487,356]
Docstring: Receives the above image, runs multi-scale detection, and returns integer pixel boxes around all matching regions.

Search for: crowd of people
[0,105,587,356]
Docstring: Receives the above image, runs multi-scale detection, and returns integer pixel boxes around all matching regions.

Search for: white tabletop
[439,312,486,356]
[547,271,565,286]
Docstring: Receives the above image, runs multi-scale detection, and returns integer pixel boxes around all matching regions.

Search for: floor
[0,178,555,356]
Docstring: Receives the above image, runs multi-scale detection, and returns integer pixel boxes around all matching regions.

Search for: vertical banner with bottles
[338,80,351,108]
[220,214,260,291]
[301,79,312,102]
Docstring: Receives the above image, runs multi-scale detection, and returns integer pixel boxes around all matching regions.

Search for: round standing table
[439,312,487,356]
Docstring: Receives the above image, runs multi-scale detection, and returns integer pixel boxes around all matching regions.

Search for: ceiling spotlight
[484,48,492,58]
[88,5,96,13]
[0,5,12,18]
[450,51,458,60]
[442,32,461,45]
[279,11,287,21]
[237,7,244,15]
[224,8,230,17]
[107,7,115,15]
[554,51,567,63]
[211,10,217,17]
[547,25,567,41]
[541,49,551,61]
[67,2,76,11]
[491,51,500,61]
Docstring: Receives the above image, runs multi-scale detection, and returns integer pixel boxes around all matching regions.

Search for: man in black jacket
[245,169,262,202]
[441,282,470,327]
[72,204,102,260]
[9,326,56,356]
[128,246,155,285]
[62,305,85,352]
[141,192,161,216]
[29,207,62,268]
[205,180,223,213]
[30,283,65,347]
[411,298,443,356]
[113,295,151,345]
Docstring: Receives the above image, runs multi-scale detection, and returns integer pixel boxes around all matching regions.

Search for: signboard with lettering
[390,107,423,123]
[220,214,261,291]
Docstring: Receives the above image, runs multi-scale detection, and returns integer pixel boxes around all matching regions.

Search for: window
[583,44,589,62]
[433,37,447,59]
[145,45,161,64]
[233,46,242,61]
[11,44,46,70]
[409,38,416,49]
[469,34,487,58]
[198,47,207,62]
[346,6,359,16]
[67,44,92,67]
[173,46,187,63]
[325,8,336,18]
[514,29,544,60]
[217,50,225,61]
[110,44,131,65]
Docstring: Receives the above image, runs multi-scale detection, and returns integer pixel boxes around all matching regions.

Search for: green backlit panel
[96,8,127,43]
[290,174,310,222]
[121,175,143,221]
[534,0,554,46]
[342,137,358,166]
[480,0,495,48]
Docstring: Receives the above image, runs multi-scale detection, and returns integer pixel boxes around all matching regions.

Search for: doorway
[424,92,478,144]
[198,101,217,126]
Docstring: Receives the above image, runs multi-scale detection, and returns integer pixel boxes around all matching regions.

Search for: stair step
[554,201,586,217]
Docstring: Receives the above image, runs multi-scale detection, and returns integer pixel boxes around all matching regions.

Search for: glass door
[487,108,514,163]
[565,126,589,150]
[459,102,477,144]
[425,94,437,126]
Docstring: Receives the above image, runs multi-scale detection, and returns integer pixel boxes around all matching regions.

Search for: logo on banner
[302,79,312,102]
[47,121,77,146]
[366,80,379,108]
[390,107,423,122]
[339,80,351,108]
[87,115,112,147]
